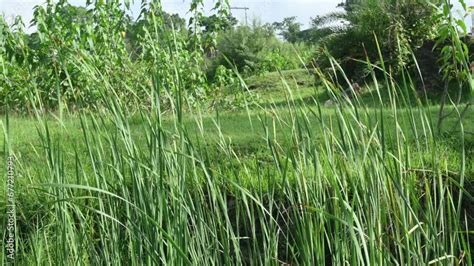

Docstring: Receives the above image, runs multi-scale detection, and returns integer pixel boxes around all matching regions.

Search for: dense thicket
[271,1,445,85]
[0,1,226,111]
[0,0,313,112]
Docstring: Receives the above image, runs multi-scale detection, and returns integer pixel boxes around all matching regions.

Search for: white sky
[1,0,473,33]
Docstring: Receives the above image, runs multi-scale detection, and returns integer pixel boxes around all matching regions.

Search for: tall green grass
[1,44,472,265]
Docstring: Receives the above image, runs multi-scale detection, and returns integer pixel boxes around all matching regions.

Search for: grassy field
[3,70,473,176]
[2,103,473,175]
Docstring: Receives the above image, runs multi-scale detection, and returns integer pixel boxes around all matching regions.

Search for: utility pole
[230,6,249,26]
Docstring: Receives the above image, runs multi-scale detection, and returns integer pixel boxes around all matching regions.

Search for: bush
[208,20,312,79]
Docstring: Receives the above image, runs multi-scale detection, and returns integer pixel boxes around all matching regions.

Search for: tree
[272,17,302,43]
[199,14,238,33]
[313,0,440,82]
[215,22,273,73]
[127,11,186,57]
[198,14,238,55]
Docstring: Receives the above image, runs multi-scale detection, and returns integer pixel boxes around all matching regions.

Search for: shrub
[208,20,312,79]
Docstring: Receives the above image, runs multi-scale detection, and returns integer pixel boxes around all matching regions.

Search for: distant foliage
[209,20,312,78]
[311,0,440,83]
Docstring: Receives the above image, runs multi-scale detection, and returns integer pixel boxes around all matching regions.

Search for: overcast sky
[1,0,473,32]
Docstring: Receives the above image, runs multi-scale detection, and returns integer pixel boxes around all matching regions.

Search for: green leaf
[455,19,467,34]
